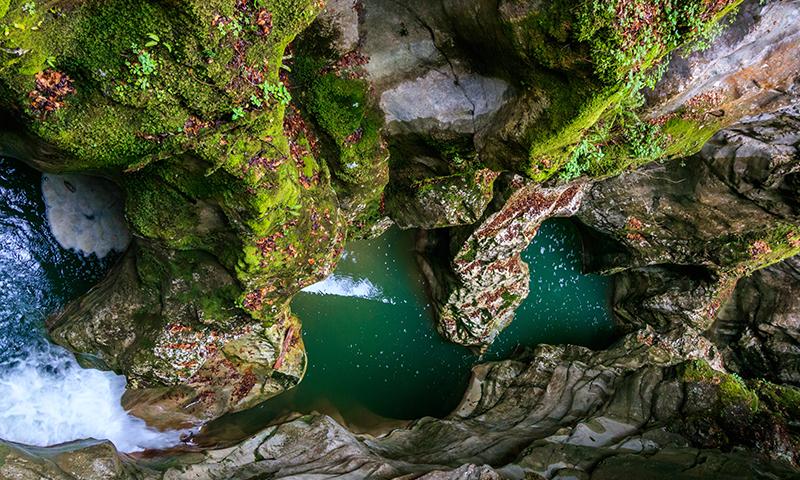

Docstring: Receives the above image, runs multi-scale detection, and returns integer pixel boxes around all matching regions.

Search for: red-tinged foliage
[343,127,363,145]
[255,8,273,36]
[749,240,772,258]
[28,69,75,117]
[183,116,214,136]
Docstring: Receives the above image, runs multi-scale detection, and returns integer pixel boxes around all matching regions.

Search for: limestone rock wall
[6,328,798,479]
[419,177,587,349]
[713,254,800,386]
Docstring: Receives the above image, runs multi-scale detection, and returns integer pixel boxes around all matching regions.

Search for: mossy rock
[681,360,759,413]
[0,0,349,312]
[0,0,354,425]
[677,359,800,458]
[453,0,743,181]
[289,20,390,234]
[386,169,499,230]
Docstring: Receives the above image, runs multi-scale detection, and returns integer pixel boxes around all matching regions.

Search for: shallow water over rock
[42,172,130,257]
[0,157,178,452]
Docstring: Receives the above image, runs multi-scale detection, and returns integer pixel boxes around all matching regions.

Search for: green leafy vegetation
[501,0,742,181]
[261,80,291,106]
[573,0,737,85]
[231,106,245,121]
[624,120,664,159]
[559,139,601,180]
[555,91,666,180]
[21,1,34,16]
[125,45,157,90]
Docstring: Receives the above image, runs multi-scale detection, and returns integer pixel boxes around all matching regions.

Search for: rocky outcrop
[0,0,349,424]
[418,103,800,351]
[48,245,306,430]
[419,176,586,349]
[612,265,721,333]
[578,105,800,275]
[350,0,514,229]
[381,0,800,353]
[387,168,499,229]
[713,254,800,386]
[289,4,391,238]
[5,329,799,479]
[0,439,141,480]
[645,0,800,158]
[574,106,800,339]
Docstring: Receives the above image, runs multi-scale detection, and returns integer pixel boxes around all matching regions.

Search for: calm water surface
[201,219,615,440]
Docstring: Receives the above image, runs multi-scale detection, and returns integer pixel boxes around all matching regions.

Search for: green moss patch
[289,21,388,234]
[0,0,353,325]
[681,360,759,412]
[491,0,742,181]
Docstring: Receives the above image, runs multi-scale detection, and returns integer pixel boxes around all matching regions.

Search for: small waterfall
[302,274,395,304]
[0,158,182,453]
[0,344,183,452]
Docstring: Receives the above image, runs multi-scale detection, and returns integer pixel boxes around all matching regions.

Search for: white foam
[302,274,394,303]
[41,174,130,258]
[0,345,183,452]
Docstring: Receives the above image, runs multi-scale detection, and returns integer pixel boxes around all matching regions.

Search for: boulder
[713,254,800,386]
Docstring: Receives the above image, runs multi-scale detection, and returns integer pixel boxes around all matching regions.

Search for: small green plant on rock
[624,120,664,160]
[231,106,246,121]
[22,1,36,15]
[261,81,291,106]
[144,32,172,52]
[126,44,157,90]
[217,18,243,37]
[560,139,603,181]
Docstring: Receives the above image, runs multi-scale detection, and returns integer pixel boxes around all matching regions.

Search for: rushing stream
[0,157,179,452]
[200,219,615,441]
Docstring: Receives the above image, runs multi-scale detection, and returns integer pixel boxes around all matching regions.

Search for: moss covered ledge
[0,0,365,428]
[471,0,744,182]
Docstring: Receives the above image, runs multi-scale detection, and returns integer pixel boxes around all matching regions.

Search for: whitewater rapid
[0,344,184,452]
[302,274,395,304]
[0,160,181,452]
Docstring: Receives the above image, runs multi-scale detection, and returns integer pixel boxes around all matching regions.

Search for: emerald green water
[1,154,613,447]
[200,219,615,440]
